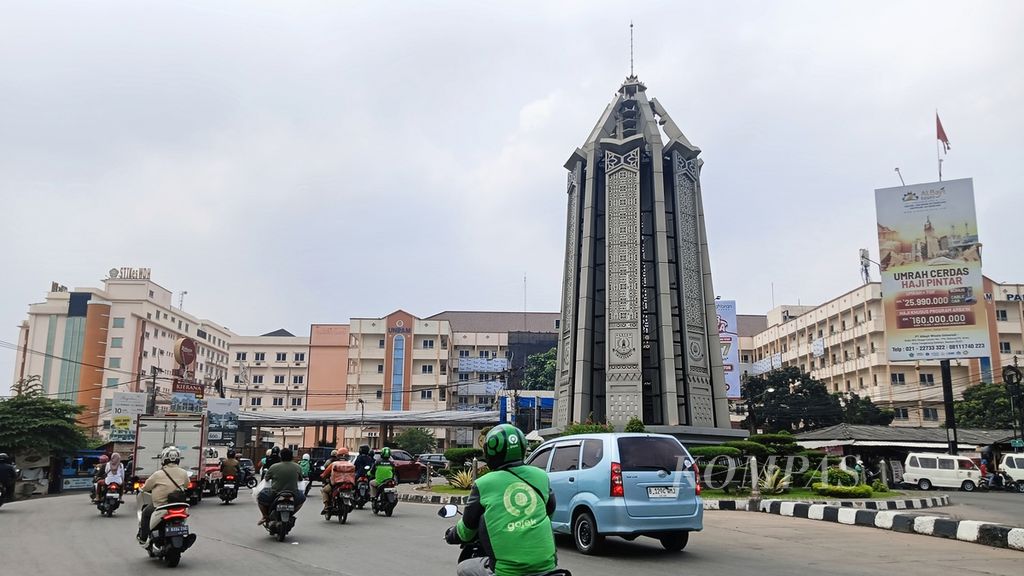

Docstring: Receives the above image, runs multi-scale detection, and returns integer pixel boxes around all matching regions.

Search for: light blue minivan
[524,433,702,554]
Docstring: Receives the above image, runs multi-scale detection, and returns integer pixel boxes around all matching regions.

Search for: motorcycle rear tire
[164,551,181,567]
[276,528,286,542]
[246,478,258,489]
[340,510,347,524]
[385,505,394,517]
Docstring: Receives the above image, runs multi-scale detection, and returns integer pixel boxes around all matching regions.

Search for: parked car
[376,449,427,484]
[902,452,983,491]
[525,432,701,554]
[997,453,1024,492]
[416,453,448,473]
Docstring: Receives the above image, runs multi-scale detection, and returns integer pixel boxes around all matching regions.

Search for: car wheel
[660,532,689,552]
[961,480,976,492]
[918,479,931,491]
[417,471,428,484]
[572,510,604,555]
[1016,481,1024,494]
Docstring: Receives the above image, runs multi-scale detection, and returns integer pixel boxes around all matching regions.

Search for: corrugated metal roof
[427,311,559,334]
[795,423,1014,445]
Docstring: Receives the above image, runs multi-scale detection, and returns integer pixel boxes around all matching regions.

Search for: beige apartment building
[746,279,1024,427]
[13,269,234,434]
[226,330,311,449]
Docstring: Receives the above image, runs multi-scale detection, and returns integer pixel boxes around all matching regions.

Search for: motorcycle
[97,482,122,516]
[265,491,298,541]
[325,481,355,524]
[137,492,196,568]
[354,475,371,509]
[218,474,239,504]
[978,471,1023,493]
[371,476,398,517]
[438,505,571,576]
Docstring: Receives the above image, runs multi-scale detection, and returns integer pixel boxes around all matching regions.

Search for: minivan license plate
[647,486,677,498]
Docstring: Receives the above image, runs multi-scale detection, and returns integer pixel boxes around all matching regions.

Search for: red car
[375,449,427,484]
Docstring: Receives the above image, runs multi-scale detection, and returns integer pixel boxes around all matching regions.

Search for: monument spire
[630,21,634,77]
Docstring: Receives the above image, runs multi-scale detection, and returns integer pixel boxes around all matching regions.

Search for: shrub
[624,416,646,433]
[443,447,483,464]
[563,421,615,435]
[808,467,857,487]
[747,432,794,445]
[811,483,873,498]
[871,479,889,493]
[759,466,792,495]
[447,470,474,490]
[688,445,742,459]
[723,440,769,459]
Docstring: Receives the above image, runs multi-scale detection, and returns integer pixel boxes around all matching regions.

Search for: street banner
[206,397,239,446]
[110,392,147,442]
[875,178,990,361]
[170,392,202,414]
[715,300,741,398]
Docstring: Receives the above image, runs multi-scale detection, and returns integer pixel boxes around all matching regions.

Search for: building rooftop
[427,311,560,334]
[261,328,295,337]
[795,423,1014,446]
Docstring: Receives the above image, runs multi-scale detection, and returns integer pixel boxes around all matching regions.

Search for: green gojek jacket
[456,464,557,576]
[372,460,394,484]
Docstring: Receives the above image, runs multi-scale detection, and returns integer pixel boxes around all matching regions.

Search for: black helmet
[227,450,236,459]
[359,444,370,455]
[483,424,527,469]
[271,446,281,455]
[0,453,10,464]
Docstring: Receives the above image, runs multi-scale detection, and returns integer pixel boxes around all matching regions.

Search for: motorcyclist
[0,453,17,503]
[445,424,557,576]
[257,447,305,525]
[137,447,192,544]
[92,455,109,502]
[353,445,374,479]
[221,450,241,486]
[104,453,125,501]
[369,447,395,501]
[320,448,355,514]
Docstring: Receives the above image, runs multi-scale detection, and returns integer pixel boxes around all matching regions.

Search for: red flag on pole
[936,113,951,153]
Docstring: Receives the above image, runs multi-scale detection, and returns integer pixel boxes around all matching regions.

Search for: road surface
[0,492,1020,575]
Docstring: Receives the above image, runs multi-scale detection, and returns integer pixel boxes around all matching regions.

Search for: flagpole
[936,109,942,182]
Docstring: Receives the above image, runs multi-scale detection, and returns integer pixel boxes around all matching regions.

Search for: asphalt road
[911,489,1024,527]
[1,492,1021,576]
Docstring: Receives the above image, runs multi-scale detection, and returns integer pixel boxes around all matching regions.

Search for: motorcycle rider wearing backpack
[445,424,558,576]
[137,447,191,544]
[353,445,374,479]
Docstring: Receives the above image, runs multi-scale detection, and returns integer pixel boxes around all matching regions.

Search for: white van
[998,453,1024,492]
[902,452,983,491]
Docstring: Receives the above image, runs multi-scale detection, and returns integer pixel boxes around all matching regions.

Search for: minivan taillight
[692,463,701,496]
[610,462,624,497]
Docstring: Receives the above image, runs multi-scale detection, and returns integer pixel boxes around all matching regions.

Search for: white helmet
[160,446,182,465]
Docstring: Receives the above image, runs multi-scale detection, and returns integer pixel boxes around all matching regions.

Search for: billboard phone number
[891,343,986,354]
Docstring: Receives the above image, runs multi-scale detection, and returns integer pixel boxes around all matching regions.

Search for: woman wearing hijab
[104,453,125,501]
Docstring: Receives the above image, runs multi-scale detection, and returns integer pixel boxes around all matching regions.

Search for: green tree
[0,394,88,454]
[393,427,436,455]
[743,366,843,433]
[522,347,557,391]
[838,392,894,426]
[954,382,1018,429]
[624,416,646,433]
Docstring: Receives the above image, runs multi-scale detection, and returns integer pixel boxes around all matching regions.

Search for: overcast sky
[3,1,1022,382]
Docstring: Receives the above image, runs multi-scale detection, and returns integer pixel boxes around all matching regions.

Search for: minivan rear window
[617,437,688,472]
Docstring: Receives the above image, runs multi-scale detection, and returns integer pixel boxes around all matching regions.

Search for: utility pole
[940,359,958,455]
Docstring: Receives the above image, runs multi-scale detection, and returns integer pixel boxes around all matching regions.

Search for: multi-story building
[13,269,234,434]
[226,329,310,449]
[747,278,1024,427]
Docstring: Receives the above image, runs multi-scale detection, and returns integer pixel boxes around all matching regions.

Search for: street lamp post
[745,387,776,434]
[357,399,365,446]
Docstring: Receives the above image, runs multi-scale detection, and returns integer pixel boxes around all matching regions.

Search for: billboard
[206,397,239,446]
[109,392,147,443]
[875,178,990,361]
[715,300,741,398]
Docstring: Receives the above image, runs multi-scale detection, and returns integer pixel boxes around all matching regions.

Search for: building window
[252,375,264,384]
[273,375,284,384]
[377,364,384,374]
[376,390,383,399]
[276,352,287,362]
[236,352,247,361]
[459,350,470,358]
[273,397,284,407]
[440,360,447,375]
[741,354,750,363]
[378,339,386,349]
[996,309,1009,322]
[919,373,935,386]
[294,353,306,362]
[1000,341,1012,354]
[459,373,470,382]
[108,357,121,369]
[439,386,446,401]
[110,337,123,348]
[250,397,262,406]
[293,375,304,384]
[112,317,125,328]
[234,375,241,383]
[422,339,434,349]
[102,419,111,430]
[291,397,302,407]
[858,377,865,389]
[479,350,488,357]
[891,373,905,385]
[420,389,433,400]
[422,364,434,375]
[923,408,939,421]
[254,352,265,362]
[894,407,909,420]
[106,378,119,388]
[391,335,406,411]
[555,319,560,330]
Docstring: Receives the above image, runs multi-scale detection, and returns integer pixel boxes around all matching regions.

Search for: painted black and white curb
[706,495,949,512]
[399,492,467,505]
[759,499,1024,552]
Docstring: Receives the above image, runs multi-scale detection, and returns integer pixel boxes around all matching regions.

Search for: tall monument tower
[555,75,741,441]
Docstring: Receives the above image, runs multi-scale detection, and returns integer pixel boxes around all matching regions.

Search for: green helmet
[380,447,391,460]
[483,424,527,469]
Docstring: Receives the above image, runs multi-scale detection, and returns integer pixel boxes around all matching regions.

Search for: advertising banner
[206,398,239,446]
[110,392,147,443]
[170,392,202,414]
[715,300,741,398]
[875,178,990,361]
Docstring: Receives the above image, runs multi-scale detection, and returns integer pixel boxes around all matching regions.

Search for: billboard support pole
[941,359,958,455]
